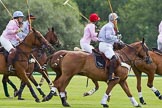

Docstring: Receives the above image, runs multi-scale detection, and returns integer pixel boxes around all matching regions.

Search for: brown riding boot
[7,49,16,72]
[107,55,119,82]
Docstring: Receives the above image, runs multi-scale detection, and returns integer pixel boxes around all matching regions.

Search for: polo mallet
[25,0,32,31]
[0,0,13,18]
[107,0,119,33]
[63,0,89,22]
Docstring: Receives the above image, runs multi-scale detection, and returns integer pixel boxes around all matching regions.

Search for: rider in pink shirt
[80,13,100,53]
[0,11,24,72]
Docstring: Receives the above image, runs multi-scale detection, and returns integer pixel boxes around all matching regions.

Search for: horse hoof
[139,97,146,105]
[101,104,109,108]
[135,104,141,107]
[63,102,70,107]
[35,98,40,103]
[18,97,25,100]
[14,90,19,97]
[159,95,162,100]
[83,92,89,96]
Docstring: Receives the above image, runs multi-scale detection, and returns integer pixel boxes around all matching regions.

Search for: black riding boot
[7,49,16,72]
[107,55,119,81]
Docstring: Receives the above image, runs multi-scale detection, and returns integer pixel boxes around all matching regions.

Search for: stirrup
[108,76,119,82]
[8,65,15,72]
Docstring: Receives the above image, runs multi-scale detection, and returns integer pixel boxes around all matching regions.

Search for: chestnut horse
[2,27,60,99]
[130,50,162,105]
[0,29,51,102]
[42,40,151,107]
[83,45,162,106]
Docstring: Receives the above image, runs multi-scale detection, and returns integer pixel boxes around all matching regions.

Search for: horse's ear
[32,28,36,32]
[142,38,145,44]
[48,28,50,31]
[52,27,54,32]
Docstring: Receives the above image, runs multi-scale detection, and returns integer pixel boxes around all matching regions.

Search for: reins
[118,43,150,65]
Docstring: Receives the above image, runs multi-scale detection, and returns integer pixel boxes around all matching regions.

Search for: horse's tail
[47,50,68,68]
[74,47,82,51]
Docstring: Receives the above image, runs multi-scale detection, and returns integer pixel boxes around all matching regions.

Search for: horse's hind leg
[83,79,99,96]
[42,74,71,107]
[119,80,140,107]
[147,73,162,100]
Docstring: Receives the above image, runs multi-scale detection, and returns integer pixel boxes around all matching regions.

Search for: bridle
[16,31,48,60]
[118,42,152,65]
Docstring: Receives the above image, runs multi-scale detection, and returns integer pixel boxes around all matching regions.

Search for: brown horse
[0,29,50,102]
[83,45,162,106]
[42,39,151,107]
[130,50,162,104]
[2,27,60,99]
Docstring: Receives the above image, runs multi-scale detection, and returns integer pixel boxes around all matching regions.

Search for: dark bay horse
[42,40,151,107]
[0,29,50,102]
[2,27,60,99]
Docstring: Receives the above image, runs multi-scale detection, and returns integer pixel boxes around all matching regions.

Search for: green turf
[0,75,161,108]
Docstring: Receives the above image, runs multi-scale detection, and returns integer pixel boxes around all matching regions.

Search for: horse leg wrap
[61,97,70,107]
[154,90,160,97]
[129,97,140,107]
[139,97,146,105]
[37,88,46,98]
[8,80,18,91]
[154,90,162,99]
[29,87,40,103]
[42,87,57,102]
[2,81,10,97]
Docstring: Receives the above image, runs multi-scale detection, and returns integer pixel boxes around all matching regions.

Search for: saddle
[92,49,108,69]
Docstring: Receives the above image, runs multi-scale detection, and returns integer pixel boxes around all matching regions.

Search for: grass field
[0,74,161,108]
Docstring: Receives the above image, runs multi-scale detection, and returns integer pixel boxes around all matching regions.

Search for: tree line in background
[1,0,162,49]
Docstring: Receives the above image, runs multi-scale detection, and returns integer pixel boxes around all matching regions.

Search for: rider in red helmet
[80,13,100,53]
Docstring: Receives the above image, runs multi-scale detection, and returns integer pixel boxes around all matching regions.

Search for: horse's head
[128,38,152,64]
[22,28,53,52]
[44,27,61,47]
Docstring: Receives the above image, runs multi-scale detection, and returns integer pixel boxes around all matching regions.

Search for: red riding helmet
[89,13,100,22]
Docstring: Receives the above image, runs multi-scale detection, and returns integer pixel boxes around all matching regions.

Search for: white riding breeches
[0,36,14,52]
[80,42,94,53]
[99,42,115,59]
[157,35,162,51]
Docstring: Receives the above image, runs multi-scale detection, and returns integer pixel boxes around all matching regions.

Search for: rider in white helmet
[98,13,121,82]
[0,11,24,72]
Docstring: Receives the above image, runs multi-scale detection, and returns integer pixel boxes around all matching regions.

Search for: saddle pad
[92,50,105,69]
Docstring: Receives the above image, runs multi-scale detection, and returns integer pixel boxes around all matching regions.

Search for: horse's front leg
[147,73,162,100]
[83,79,99,96]
[119,80,141,107]
[16,68,40,103]
[29,75,46,98]
[133,68,146,105]
[101,79,119,108]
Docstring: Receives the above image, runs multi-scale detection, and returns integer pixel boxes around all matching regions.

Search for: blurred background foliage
[1,0,162,49]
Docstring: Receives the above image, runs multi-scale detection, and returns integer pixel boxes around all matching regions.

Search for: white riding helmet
[109,13,118,21]
[13,11,24,18]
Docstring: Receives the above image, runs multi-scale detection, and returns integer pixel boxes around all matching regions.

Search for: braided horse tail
[47,50,68,68]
